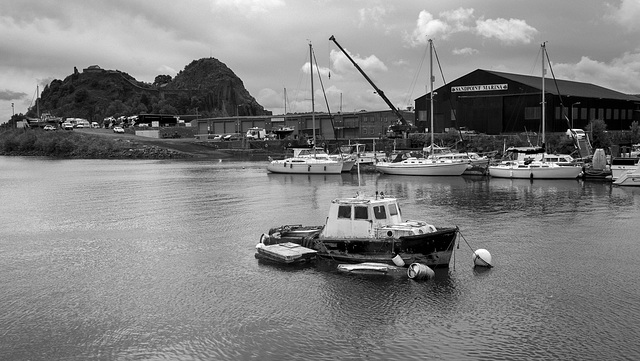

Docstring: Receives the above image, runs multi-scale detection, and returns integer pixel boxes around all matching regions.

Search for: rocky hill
[33,58,270,122]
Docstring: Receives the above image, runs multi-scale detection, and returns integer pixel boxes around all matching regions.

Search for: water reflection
[2,157,640,360]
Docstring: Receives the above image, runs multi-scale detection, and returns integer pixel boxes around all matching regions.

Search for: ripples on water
[1,157,639,360]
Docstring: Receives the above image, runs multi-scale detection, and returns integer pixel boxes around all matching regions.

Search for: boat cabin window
[389,203,398,216]
[373,205,386,220]
[338,205,351,219]
[354,206,368,220]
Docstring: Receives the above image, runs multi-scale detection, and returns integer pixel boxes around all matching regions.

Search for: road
[76,128,234,159]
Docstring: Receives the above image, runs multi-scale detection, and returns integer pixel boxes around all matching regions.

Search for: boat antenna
[309,42,316,157]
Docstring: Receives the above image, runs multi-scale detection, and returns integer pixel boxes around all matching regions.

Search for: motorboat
[267,148,344,174]
[424,145,492,174]
[613,165,640,186]
[610,156,639,181]
[339,143,387,165]
[375,155,469,176]
[257,191,459,268]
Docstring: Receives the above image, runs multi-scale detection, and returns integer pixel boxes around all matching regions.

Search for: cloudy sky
[2,0,640,123]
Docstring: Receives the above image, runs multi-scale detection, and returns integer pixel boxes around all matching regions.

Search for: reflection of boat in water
[258,191,458,268]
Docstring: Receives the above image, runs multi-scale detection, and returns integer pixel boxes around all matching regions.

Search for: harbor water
[1,156,639,360]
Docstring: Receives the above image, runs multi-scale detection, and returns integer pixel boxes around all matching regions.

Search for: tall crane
[329,35,415,138]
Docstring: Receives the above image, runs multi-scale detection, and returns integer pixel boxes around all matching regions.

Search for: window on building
[354,206,368,220]
[622,109,627,120]
[581,108,587,120]
[598,108,604,119]
[629,110,634,119]
[614,109,619,120]
[418,110,427,121]
[590,108,596,120]
[451,109,457,120]
[555,106,562,120]
[525,107,541,120]
[606,109,612,119]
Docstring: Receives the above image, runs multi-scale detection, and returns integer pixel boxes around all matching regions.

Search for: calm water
[1,156,639,361]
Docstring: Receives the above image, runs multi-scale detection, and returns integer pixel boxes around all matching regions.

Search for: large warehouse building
[414,69,640,135]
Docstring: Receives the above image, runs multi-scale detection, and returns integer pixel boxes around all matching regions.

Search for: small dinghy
[337,262,406,275]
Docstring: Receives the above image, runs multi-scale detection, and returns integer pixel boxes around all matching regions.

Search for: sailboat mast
[541,42,546,146]
[310,43,316,154]
[429,39,434,154]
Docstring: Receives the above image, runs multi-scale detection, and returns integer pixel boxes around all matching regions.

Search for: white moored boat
[613,166,640,186]
[266,43,344,175]
[489,44,583,180]
[376,156,469,176]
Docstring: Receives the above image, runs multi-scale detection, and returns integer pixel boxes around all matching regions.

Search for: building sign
[451,84,508,93]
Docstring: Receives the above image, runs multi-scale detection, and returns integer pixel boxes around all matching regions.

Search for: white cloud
[553,51,640,94]
[475,18,538,44]
[407,11,450,46]
[210,0,285,16]
[329,49,388,75]
[440,7,474,32]
[358,5,388,28]
[453,47,479,56]
[607,0,640,31]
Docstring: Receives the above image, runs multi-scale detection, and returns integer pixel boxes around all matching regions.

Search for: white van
[566,129,586,140]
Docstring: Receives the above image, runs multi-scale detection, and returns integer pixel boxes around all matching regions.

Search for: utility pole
[11,102,14,116]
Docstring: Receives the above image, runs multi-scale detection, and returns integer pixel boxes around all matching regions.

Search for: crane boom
[329,35,413,137]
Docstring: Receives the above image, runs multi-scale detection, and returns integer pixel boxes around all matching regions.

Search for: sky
[2,0,640,123]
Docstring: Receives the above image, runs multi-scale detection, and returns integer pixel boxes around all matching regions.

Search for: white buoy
[473,249,492,267]
[407,263,435,280]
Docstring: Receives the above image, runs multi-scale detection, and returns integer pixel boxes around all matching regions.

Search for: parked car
[43,125,57,131]
[91,122,99,128]
[113,126,125,133]
[566,128,586,140]
[62,123,74,130]
[223,134,242,141]
[75,123,84,128]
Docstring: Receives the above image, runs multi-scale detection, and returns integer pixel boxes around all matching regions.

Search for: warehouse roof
[484,69,639,102]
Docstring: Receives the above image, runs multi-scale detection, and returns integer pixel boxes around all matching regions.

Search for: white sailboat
[376,39,468,176]
[489,43,582,180]
[267,43,343,175]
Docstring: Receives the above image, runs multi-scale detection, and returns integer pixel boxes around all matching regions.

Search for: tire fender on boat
[259,233,270,245]
[428,225,437,233]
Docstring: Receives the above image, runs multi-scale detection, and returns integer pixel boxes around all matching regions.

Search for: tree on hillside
[154,75,172,86]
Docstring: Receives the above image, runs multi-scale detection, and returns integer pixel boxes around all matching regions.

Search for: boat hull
[267,160,343,174]
[376,161,468,176]
[260,225,458,268]
[613,171,640,186]
[489,163,582,179]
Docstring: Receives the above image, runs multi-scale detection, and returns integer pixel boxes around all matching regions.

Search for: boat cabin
[320,192,435,239]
